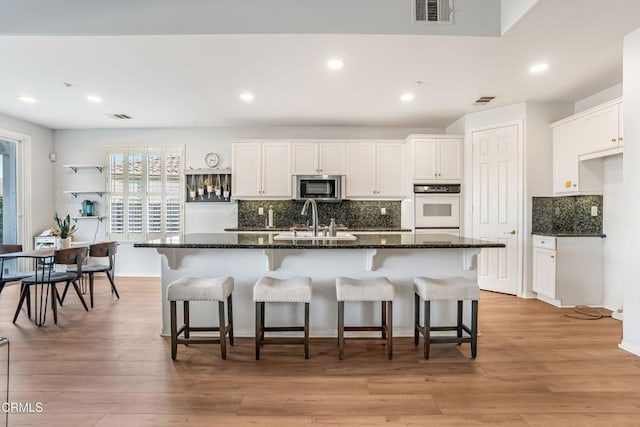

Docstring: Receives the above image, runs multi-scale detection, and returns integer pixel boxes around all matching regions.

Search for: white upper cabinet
[346,142,404,198]
[410,137,462,182]
[232,142,291,198]
[577,102,623,157]
[553,122,579,194]
[292,142,346,175]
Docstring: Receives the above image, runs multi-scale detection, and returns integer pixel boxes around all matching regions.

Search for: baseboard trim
[619,340,640,357]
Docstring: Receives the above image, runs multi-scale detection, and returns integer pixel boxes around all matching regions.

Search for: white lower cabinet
[532,235,603,307]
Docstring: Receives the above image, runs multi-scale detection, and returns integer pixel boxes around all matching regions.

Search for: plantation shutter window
[107,146,184,241]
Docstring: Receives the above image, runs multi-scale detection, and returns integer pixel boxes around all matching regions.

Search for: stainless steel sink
[273,231,357,241]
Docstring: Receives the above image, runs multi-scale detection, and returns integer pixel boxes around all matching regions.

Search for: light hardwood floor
[1,277,639,426]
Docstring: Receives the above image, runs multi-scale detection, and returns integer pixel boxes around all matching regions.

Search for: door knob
[504,230,516,235]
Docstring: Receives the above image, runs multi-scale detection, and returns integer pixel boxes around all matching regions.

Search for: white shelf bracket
[365,249,378,271]
[263,249,276,271]
[157,248,179,270]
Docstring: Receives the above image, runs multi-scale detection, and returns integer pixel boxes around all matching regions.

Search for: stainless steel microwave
[295,175,343,201]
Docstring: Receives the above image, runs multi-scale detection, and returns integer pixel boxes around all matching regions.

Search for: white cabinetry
[408,136,462,182]
[292,142,346,175]
[552,122,603,194]
[577,102,624,158]
[532,235,603,307]
[232,142,292,198]
[346,142,405,198]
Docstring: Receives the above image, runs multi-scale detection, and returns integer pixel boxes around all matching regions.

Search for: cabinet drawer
[534,235,556,250]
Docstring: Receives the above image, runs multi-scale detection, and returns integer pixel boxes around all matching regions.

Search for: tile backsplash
[532,195,603,234]
[238,200,401,229]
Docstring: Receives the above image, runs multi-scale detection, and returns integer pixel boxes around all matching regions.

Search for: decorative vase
[215,189,221,198]
[223,190,230,200]
[56,237,71,249]
[189,190,196,200]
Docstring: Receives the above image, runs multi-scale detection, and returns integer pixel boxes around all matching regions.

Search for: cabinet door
[618,102,624,147]
[232,142,262,197]
[292,143,318,175]
[376,143,405,197]
[533,248,556,298]
[262,143,292,197]
[552,123,579,194]
[318,143,346,175]
[412,139,438,180]
[437,139,462,181]
[577,104,620,156]
[346,143,377,197]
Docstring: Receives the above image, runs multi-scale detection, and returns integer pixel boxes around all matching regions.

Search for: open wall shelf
[185,169,232,203]
[63,164,104,173]
[62,191,106,198]
[71,216,106,223]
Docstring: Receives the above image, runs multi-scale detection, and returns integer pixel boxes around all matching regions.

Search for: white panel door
[472,124,520,295]
[618,102,624,147]
[318,143,346,175]
[412,139,438,181]
[346,143,376,197]
[232,142,262,197]
[437,139,462,181]
[292,143,318,175]
[262,143,292,197]
[376,143,405,197]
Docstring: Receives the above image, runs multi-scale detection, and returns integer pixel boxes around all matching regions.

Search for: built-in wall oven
[414,184,461,236]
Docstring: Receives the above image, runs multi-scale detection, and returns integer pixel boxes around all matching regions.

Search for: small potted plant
[204,176,213,199]
[52,212,76,249]
[197,175,205,200]
[188,175,196,200]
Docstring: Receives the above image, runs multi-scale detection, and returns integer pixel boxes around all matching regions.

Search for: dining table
[0,249,58,326]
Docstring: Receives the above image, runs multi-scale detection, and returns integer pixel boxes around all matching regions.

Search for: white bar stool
[336,277,395,360]
[253,276,312,360]
[413,277,480,359]
[167,276,234,360]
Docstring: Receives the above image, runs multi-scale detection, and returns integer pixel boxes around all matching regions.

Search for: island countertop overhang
[133,232,505,250]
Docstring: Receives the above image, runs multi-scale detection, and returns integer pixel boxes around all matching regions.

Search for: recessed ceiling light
[239,92,255,102]
[18,95,36,104]
[530,63,549,74]
[86,95,103,103]
[327,58,344,70]
[400,93,415,102]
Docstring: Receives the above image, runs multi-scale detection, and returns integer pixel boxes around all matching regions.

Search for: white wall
[621,28,640,356]
[574,83,623,113]
[54,125,443,276]
[501,0,539,35]
[0,112,55,247]
[602,155,624,312]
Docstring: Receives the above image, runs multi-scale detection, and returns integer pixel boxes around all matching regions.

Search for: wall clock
[205,152,219,168]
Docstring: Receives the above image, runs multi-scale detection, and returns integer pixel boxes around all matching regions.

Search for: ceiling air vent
[105,113,133,120]
[414,0,453,23]
[474,96,495,106]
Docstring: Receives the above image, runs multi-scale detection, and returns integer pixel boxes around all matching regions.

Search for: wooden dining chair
[0,244,34,301]
[62,241,119,308]
[14,247,89,325]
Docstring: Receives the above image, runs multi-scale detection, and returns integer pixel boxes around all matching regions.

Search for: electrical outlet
[591,206,598,217]
[381,208,386,215]
[258,207,264,215]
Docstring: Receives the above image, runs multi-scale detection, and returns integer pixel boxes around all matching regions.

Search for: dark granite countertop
[224,227,413,233]
[134,233,505,249]
[532,232,606,238]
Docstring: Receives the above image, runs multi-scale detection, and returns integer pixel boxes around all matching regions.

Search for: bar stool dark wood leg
[89,272,95,308]
[170,301,178,360]
[304,302,310,359]
[218,301,227,359]
[255,302,261,360]
[424,300,431,360]
[387,301,393,359]
[414,293,420,346]
[457,300,463,345]
[227,294,234,346]
[183,301,190,342]
[260,302,265,344]
[338,301,345,360]
[471,300,478,359]
[381,301,387,339]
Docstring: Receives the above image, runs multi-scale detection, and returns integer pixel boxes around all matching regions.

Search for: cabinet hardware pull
[611,138,617,142]
[619,137,624,141]
[550,256,555,259]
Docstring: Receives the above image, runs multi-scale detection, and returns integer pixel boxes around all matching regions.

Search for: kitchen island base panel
[156,248,482,337]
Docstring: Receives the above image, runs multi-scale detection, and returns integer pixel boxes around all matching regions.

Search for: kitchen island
[135,233,504,337]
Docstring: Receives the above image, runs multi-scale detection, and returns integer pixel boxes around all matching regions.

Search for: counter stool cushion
[167,277,234,302]
[336,277,395,302]
[414,277,480,301]
[253,276,312,303]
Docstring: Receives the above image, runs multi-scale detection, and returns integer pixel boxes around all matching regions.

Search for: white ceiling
[0,0,639,130]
